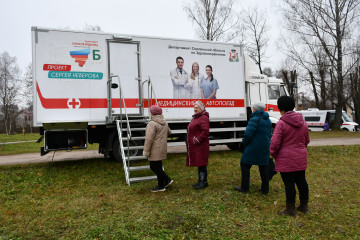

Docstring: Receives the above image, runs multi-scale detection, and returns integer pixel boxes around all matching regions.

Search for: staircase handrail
[115,120,130,185]
[142,76,158,115]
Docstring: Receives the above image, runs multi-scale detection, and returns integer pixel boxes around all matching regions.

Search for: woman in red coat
[186,101,210,189]
[270,96,310,216]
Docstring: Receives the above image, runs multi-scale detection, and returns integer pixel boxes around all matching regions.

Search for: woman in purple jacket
[270,96,310,216]
[186,101,210,189]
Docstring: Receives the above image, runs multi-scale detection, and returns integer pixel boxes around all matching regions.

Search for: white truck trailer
[32,27,287,184]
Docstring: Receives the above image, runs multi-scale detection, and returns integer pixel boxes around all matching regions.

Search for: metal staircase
[112,75,159,185]
[115,119,157,185]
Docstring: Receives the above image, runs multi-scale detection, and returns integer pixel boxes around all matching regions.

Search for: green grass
[0,133,40,142]
[1,146,360,239]
[309,130,360,139]
[0,133,98,156]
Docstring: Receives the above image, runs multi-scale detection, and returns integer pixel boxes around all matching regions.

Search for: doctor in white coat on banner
[170,56,189,99]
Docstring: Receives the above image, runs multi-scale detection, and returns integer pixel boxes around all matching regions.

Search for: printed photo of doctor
[170,56,189,99]
[186,62,204,99]
[201,65,219,99]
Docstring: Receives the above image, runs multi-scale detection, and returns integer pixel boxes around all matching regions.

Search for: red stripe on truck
[36,82,244,109]
[265,104,279,111]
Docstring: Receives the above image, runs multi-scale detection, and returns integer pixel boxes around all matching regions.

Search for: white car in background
[297,108,359,132]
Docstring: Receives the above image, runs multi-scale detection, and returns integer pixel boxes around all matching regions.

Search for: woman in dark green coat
[235,101,272,194]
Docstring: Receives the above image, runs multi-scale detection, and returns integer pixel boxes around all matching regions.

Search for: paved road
[0,138,359,166]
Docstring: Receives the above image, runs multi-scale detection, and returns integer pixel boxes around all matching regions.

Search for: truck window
[328,112,344,127]
[342,112,351,122]
[280,85,287,97]
[268,85,280,100]
[304,116,321,122]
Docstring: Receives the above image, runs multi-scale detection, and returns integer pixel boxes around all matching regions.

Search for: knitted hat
[150,105,162,115]
[252,101,266,111]
[277,96,295,112]
[194,101,205,111]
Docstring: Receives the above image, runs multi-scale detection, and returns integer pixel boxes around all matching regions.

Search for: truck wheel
[111,137,142,162]
[227,143,240,150]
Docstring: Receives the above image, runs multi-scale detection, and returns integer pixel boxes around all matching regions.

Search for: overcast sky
[1,0,283,73]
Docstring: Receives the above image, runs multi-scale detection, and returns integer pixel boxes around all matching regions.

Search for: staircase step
[126,119,149,123]
[127,156,148,161]
[129,175,157,183]
[126,146,144,150]
[121,136,145,141]
[128,165,150,171]
[123,128,146,132]
[114,114,146,118]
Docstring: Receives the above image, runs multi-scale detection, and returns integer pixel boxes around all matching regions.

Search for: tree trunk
[282,70,290,93]
[319,69,326,109]
[309,71,320,109]
[333,1,344,130]
[353,67,360,124]
[357,68,360,124]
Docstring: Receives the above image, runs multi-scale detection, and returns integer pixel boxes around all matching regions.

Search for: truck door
[247,82,266,106]
[108,41,141,115]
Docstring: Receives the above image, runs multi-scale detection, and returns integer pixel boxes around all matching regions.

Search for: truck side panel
[33,29,111,126]
[32,28,247,127]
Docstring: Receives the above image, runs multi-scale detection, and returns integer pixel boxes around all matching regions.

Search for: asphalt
[0,138,359,166]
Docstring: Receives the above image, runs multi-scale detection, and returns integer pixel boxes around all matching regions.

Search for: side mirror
[111,83,118,89]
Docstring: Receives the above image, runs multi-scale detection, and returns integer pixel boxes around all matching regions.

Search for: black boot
[192,169,201,189]
[278,202,297,217]
[296,200,309,213]
[195,167,208,189]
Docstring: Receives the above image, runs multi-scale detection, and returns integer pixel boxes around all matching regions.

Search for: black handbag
[268,157,277,180]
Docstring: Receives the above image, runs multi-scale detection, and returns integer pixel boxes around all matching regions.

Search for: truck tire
[111,137,142,162]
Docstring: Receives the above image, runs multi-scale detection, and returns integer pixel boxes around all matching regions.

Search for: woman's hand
[208,89,217,99]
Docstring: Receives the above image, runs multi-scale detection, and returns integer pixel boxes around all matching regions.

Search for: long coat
[143,114,171,161]
[186,110,210,167]
[241,110,272,166]
[270,111,310,172]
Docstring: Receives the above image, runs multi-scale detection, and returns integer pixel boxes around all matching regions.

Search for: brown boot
[296,200,308,213]
[278,202,297,216]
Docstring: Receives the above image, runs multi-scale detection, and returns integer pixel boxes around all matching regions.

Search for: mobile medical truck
[32,27,288,184]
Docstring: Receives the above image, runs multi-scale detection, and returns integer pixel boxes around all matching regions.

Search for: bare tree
[183,0,241,41]
[22,63,33,110]
[281,0,360,128]
[241,6,270,74]
[350,67,360,123]
[0,52,20,134]
[263,67,274,77]
[279,22,336,110]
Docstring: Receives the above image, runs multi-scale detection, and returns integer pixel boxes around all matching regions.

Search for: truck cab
[244,55,288,125]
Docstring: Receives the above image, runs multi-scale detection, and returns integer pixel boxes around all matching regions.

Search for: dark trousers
[241,162,269,193]
[149,161,170,188]
[280,171,309,204]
